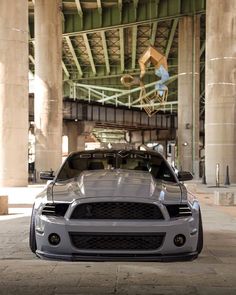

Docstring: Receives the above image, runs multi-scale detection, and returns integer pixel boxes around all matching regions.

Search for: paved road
[0,194,236,295]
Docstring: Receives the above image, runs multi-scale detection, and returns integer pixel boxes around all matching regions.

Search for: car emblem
[85,205,93,217]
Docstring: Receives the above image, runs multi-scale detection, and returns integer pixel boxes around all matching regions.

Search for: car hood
[52,170,182,203]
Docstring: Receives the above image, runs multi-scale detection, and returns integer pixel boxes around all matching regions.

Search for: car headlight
[35,215,46,234]
[187,192,197,205]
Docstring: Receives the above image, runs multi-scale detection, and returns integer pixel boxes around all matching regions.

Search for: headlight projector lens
[174,234,186,247]
[48,233,61,246]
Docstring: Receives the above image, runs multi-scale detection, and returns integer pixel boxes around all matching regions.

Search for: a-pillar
[0,0,28,186]
[34,0,62,176]
[178,16,200,175]
[205,0,236,184]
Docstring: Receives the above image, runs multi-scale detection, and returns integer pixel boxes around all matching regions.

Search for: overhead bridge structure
[1,0,236,185]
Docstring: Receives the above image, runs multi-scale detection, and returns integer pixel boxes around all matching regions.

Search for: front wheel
[197,209,203,254]
[29,205,37,253]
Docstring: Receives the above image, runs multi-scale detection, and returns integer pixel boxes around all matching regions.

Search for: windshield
[56,150,177,183]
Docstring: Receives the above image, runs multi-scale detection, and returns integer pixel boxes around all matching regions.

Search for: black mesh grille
[166,204,192,218]
[70,233,165,250]
[70,202,164,220]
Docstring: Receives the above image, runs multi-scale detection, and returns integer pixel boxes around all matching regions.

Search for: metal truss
[28,0,206,115]
[72,74,178,113]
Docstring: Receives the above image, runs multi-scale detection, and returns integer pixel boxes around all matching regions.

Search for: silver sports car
[29,149,203,261]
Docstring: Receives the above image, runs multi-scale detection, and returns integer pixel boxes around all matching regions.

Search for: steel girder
[28,0,205,108]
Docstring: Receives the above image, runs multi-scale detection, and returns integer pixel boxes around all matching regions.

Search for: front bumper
[35,198,200,261]
[35,217,199,261]
[36,250,198,262]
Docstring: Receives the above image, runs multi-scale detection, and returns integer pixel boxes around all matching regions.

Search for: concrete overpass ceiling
[28,0,206,107]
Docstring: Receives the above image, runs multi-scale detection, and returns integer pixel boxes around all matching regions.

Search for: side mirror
[40,171,55,180]
[177,171,193,181]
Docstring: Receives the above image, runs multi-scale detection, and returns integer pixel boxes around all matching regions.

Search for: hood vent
[166,204,192,218]
[42,203,69,217]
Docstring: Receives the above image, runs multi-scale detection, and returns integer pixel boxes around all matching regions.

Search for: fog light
[174,234,186,247]
[48,233,60,246]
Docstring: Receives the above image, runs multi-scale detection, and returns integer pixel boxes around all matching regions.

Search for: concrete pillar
[0,196,8,215]
[34,0,62,175]
[77,135,85,151]
[0,0,28,186]
[67,122,78,153]
[178,16,200,175]
[77,121,95,151]
[205,0,236,184]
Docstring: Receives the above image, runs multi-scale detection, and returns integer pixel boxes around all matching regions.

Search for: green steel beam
[133,0,139,21]
[154,0,160,20]
[97,0,102,26]
[75,0,83,17]
[119,28,125,73]
[200,41,205,57]
[98,74,178,104]
[61,11,65,33]
[83,33,96,75]
[94,129,125,133]
[29,54,35,65]
[150,21,158,45]
[118,0,123,23]
[62,0,205,37]
[76,83,126,93]
[75,63,178,81]
[98,81,156,104]
[101,31,110,74]
[28,23,32,39]
[29,1,205,39]
[75,75,177,107]
[165,18,178,58]
[97,0,102,14]
[63,16,183,38]
[82,87,109,100]
[79,87,102,100]
[75,0,83,28]
[62,61,70,78]
[132,25,138,69]
[166,74,178,85]
[65,36,83,76]
[200,63,205,73]
[133,100,178,108]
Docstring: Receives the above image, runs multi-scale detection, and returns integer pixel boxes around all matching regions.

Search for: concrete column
[34,0,62,175]
[205,0,236,184]
[0,0,28,186]
[77,135,85,151]
[67,122,78,153]
[77,121,95,151]
[178,16,200,175]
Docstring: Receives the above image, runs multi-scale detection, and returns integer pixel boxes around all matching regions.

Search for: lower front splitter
[36,250,198,262]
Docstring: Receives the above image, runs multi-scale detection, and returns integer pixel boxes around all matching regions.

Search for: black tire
[197,209,203,254]
[29,205,37,253]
